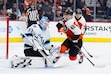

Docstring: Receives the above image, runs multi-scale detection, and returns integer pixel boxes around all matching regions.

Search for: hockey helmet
[75,8,82,14]
[65,10,73,15]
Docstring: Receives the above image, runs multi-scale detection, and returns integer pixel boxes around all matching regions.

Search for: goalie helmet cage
[0,16,9,59]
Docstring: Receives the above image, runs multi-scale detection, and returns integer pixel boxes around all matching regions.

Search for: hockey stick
[82,46,99,58]
[82,46,93,57]
[75,45,105,68]
[15,25,55,67]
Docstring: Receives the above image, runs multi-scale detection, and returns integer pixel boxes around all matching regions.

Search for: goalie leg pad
[10,55,46,68]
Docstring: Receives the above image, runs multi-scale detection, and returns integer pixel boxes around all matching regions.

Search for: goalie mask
[39,16,50,31]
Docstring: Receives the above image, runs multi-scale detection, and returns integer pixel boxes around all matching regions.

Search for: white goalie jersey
[22,23,51,51]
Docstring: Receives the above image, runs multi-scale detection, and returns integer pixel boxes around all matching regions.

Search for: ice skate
[78,52,83,64]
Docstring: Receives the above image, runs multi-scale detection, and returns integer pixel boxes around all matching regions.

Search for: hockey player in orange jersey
[56,9,87,64]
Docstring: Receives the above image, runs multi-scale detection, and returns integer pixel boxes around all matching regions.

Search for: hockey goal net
[0,16,9,59]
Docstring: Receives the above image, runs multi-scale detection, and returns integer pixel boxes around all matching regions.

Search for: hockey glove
[56,23,63,32]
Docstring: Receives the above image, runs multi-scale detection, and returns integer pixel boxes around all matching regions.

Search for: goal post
[0,16,9,59]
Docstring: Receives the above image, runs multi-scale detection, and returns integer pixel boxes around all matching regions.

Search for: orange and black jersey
[59,18,83,40]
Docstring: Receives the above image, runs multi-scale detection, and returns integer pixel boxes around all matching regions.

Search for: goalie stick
[15,25,57,67]
[75,45,105,68]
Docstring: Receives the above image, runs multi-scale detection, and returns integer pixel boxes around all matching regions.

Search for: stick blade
[92,56,99,58]
[94,64,105,68]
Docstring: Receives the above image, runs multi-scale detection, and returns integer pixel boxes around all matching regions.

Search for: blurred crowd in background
[0,0,111,22]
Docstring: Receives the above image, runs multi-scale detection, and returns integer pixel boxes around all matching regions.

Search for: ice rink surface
[0,42,111,74]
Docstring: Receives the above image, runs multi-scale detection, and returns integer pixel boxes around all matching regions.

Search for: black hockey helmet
[65,10,73,15]
[56,23,63,30]
[75,8,82,14]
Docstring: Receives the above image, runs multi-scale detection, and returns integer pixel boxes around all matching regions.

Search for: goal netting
[0,16,9,59]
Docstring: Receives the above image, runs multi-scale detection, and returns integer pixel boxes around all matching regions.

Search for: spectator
[55,4,62,11]
[106,0,111,18]
[0,0,11,15]
[55,10,63,21]
[19,0,24,12]
[76,0,81,8]
[19,11,27,22]
[10,10,17,20]
[0,4,6,15]
[0,0,11,10]
[10,3,21,19]
[42,1,53,20]
[59,0,67,12]
[82,4,92,21]
[47,0,54,6]
[67,0,73,9]
[6,9,12,18]
[23,0,36,11]
[36,0,45,19]
[36,0,44,8]
[6,9,16,20]
[56,0,61,4]
[37,7,45,19]
[76,0,85,9]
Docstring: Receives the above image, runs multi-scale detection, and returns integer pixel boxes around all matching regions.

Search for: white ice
[0,42,111,74]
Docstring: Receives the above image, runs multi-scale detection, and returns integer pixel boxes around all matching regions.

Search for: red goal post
[0,16,9,59]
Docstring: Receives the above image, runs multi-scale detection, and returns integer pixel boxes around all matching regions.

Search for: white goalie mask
[39,16,50,31]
